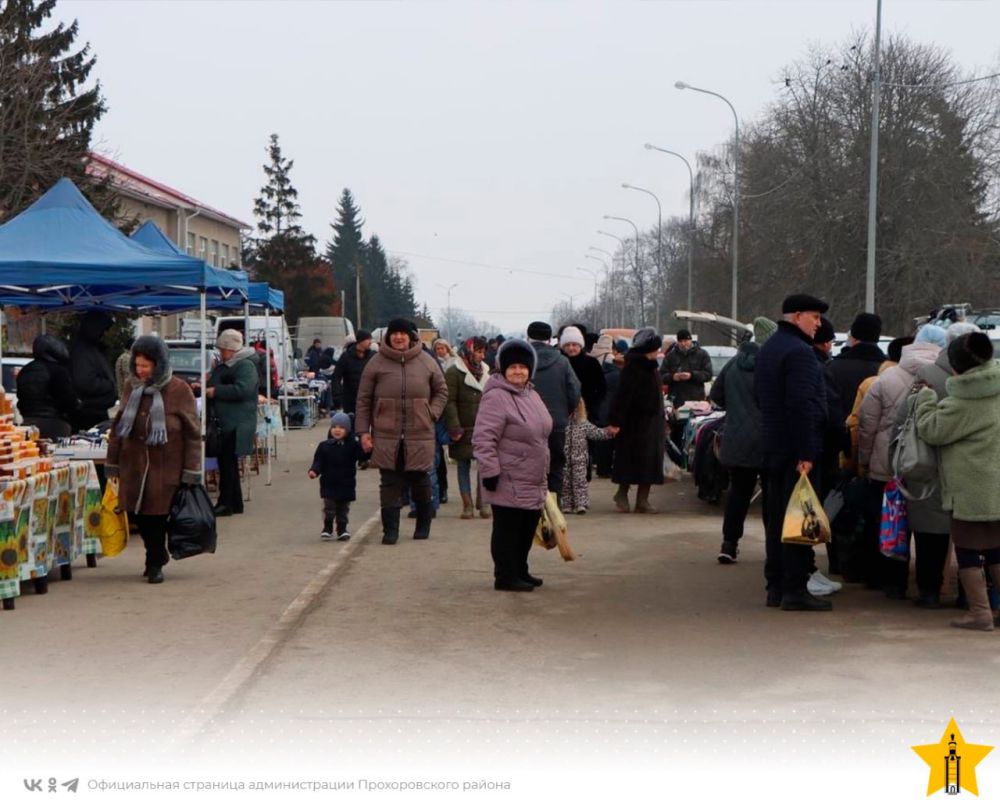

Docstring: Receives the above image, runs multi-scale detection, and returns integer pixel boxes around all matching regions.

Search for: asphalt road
[5,431,999,798]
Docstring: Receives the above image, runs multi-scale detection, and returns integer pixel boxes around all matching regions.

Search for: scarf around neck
[116,366,174,446]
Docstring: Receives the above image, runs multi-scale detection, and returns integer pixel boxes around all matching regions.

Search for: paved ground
[6,431,1000,797]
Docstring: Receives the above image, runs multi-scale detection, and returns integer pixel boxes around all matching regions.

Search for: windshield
[168,348,209,372]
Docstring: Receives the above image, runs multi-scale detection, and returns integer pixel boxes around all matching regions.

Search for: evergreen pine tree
[248,134,335,323]
[0,0,113,219]
[326,189,366,325]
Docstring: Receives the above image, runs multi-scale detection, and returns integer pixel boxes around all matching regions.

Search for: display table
[280,394,318,429]
[0,461,102,609]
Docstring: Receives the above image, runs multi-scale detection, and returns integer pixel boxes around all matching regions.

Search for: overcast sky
[74,0,999,335]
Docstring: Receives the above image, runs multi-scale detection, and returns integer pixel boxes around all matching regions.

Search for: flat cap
[782,293,829,314]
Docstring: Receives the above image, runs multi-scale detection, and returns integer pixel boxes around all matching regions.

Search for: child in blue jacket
[308,412,369,540]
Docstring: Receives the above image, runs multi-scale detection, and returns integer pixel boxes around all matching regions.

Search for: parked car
[165,340,212,395]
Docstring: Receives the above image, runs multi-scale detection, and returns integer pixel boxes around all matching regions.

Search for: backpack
[890,393,938,501]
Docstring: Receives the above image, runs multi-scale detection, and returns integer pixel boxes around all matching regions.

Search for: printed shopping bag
[781,471,831,545]
[879,479,910,562]
[97,481,129,557]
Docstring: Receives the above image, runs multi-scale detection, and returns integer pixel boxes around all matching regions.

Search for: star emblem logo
[913,718,993,796]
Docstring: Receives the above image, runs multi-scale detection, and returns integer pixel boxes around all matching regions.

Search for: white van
[215,315,295,383]
[295,317,355,359]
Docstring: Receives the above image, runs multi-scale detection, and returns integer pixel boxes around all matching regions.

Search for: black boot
[381,507,400,545]
[413,502,433,540]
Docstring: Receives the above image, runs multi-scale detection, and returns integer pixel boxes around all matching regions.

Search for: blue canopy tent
[129,221,287,483]
[0,179,250,466]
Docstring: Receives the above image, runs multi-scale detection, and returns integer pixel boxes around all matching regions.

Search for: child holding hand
[309,412,369,540]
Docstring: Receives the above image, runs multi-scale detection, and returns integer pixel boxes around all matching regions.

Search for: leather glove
[482,475,499,492]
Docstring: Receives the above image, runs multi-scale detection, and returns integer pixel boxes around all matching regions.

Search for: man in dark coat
[661,328,713,404]
[826,312,885,418]
[333,330,375,414]
[305,339,323,373]
[755,294,831,611]
[69,310,117,430]
[527,321,581,494]
[17,334,81,439]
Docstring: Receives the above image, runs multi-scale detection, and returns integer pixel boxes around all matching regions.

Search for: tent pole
[265,305,272,486]
[199,291,207,476]
[281,313,290,472]
[244,299,251,503]
[0,306,5,400]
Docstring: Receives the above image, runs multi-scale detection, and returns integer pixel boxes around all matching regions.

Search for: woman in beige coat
[355,319,449,544]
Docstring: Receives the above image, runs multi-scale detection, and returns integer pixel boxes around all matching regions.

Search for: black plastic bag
[167,484,217,560]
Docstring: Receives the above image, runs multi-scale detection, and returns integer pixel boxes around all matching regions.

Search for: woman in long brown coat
[107,336,201,584]
[355,318,448,544]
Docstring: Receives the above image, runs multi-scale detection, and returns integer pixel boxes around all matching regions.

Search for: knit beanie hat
[216,329,243,351]
[676,328,693,341]
[329,411,352,433]
[631,327,662,355]
[887,336,914,364]
[814,317,836,345]
[527,321,552,342]
[948,332,994,375]
[385,318,417,341]
[355,329,372,344]
[591,334,614,362]
[614,338,629,354]
[850,312,882,343]
[497,339,537,377]
[914,325,947,348]
[753,316,778,345]
[559,326,585,348]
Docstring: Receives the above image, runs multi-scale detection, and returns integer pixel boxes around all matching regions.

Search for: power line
[883,71,1000,89]
[389,250,591,282]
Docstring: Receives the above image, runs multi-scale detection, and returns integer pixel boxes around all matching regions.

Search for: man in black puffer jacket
[17,334,81,439]
[826,312,885,416]
[333,330,375,414]
[755,294,831,612]
[69,311,117,431]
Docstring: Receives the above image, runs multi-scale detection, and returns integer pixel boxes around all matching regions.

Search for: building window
[210,240,219,267]
[186,232,196,255]
[198,237,207,261]
[222,243,230,266]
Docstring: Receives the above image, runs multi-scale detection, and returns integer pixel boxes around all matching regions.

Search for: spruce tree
[248,134,334,323]
[0,0,112,219]
[326,189,366,324]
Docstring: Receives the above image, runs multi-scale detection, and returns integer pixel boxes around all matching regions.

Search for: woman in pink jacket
[473,339,553,592]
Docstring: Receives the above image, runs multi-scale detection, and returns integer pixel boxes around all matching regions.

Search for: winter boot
[381,507,401,545]
[413,502,433,540]
[634,484,658,514]
[613,484,631,513]
[460,492,475,520]
[951,568,994,631]
[476,484,492,519]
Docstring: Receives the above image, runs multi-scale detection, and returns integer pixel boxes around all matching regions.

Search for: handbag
[890,393,938,501]
[97,481,129,557]
[533,491,575,561]
[166,484,217,560]
[781,472,832,545]
[204,402,223,458]
[879,480,910,561]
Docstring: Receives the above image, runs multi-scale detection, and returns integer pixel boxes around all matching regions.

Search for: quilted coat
[354,341,448,473]
[444,358,490,461]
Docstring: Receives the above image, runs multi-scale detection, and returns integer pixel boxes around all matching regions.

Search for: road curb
[172,510,382,748]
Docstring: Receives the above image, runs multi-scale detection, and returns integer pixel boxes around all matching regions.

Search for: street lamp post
[675,80,740,320]
[603,215,646,326]
[645,143,696,310]
[585,252,612,328]
[864,0,883,313]
[437,282,458,342]
[577,266,599,328]
[596,231,628,326]
[622,183,663,329]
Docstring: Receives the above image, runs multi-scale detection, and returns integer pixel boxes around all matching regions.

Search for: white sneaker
[336,531,351,541]
[320,531,335,541]
[807,573,837,596]
[810,571,843,592]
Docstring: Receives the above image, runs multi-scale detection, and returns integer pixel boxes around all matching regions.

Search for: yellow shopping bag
[781,472,831,545]
[98,481,129,557]
[534,491,575,561]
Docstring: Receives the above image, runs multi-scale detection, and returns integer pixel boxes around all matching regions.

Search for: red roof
[87,151,251,230]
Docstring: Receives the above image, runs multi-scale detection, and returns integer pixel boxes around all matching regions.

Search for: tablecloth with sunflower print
[0,461,102,601]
